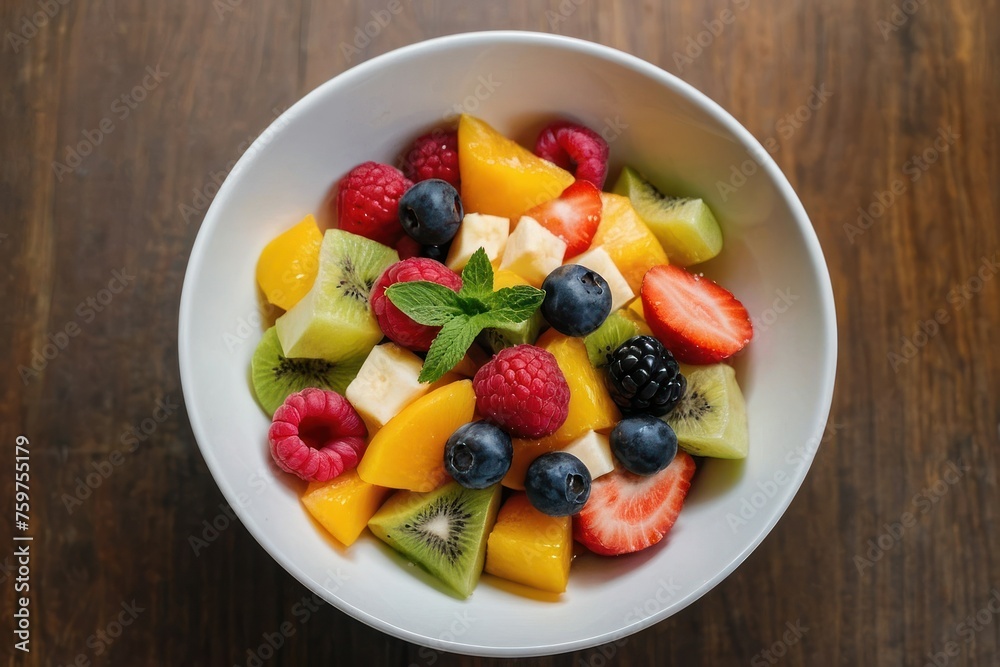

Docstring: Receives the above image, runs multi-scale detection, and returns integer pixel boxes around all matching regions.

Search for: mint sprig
[385,248,545,383]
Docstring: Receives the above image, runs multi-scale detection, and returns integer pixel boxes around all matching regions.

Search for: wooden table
[4,1,998,664]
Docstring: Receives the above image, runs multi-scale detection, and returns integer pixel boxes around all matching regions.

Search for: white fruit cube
[345,343,431,428]
[562,431,616,480]
[446,213,510,271]
[571,245,635,312]
[499,216,567,287]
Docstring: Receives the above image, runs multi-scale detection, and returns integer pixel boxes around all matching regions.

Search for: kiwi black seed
[583,312,640,367]
[251,327,363,416]
[367,482,502,598]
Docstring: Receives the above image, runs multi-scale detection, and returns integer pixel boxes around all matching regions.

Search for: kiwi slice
[251,327,363,416]
[613,166,723,267]
[276,229,398,362]
[368,481,501,598]
[666,363,748,459]
[584,312,640,367]
[478,311,544,354]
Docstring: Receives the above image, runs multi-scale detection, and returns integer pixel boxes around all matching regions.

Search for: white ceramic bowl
[179,31,837,657]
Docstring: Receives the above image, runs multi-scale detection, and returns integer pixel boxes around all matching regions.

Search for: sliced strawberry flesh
[574,451,695,556]
[641,264,752,364]
[525,180,602,259]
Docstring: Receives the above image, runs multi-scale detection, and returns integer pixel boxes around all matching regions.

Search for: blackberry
[606,336,686,416]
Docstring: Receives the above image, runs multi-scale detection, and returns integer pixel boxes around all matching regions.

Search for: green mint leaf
[385,282,464,326]
[418,316,482,383]
[483,285,546,324]
[459,248,494,301]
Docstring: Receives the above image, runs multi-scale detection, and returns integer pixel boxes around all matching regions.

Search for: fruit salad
[250,115,753,598]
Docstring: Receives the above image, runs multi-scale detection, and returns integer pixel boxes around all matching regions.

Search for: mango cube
[256,214,322,311]
[357,380,476,491]
[458,115,574,220]
[301,470,391,546]
[486,494,572,593]
[593,193,668,292]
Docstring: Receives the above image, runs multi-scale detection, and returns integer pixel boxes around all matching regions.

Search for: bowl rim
[178,29,838,657]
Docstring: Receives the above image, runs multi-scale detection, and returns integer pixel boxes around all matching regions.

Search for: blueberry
[540,264,612,337]
[443,421,513,489]
[524,452,592,516]
[610,415,678,475]
[421,242,451,263]
[398,179,463,245]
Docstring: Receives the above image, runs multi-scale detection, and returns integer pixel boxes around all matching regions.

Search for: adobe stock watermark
[52,65,168,181]
[213,0,243,21]
[222,305,281,353]
[715,85,833,202]
[407,611,477,667]
[887,253,998,372]
[232,568,350,667]
[576,576,681,666]
[394,75,503,177]
[750,620,809,666]
[546,0,587,30]
[446,74,501,119]
[877,0,927,40]
[597,114,629,145]
[853,459,970,574]
[5,0,72,54]
[339,0,407,63]
[672,0,752,73]
[18,268,135,384]
[61,396,180,514]
[751,288,799,335]
[577,633,631,667]
[924,588,1000,667]
[843,125,959,243]
[726,421,844,533]
[57,599,145,666]
[179,105,289,226]
[189,469,270,555]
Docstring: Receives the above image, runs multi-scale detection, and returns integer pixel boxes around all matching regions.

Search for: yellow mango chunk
[503,334,621,488]
[301,470,391,546]
[458,115,574,220]
[486,494,572,594]
[593,193,668,292]
[357,380,476,491]
[256,214,323,310]
[493,269,531,289]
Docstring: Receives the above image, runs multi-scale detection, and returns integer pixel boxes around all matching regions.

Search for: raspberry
[401,130,461,188]
[473,345,570,439]
[336,161,413,246]
[370,258,462,351]
[268,388,367,482]
[534,121,610,189]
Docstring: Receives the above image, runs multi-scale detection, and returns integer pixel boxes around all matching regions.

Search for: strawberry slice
[640,264,753,364]
[574,451,696,556]
[524,180,602,259]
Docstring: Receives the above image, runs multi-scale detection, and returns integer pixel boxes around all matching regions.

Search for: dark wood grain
[2,0,999,665]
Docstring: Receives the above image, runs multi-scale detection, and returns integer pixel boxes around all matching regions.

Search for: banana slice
[346,343,432,429]
[499,216,566,287]
[561,430,615,479]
